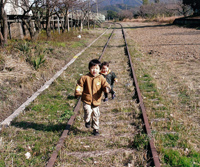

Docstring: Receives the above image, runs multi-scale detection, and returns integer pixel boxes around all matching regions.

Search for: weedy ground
[0,29,104,122]
[0,27,108,166]
[124,21,200,166]
[1,26,147,166]
[1,21,199,167]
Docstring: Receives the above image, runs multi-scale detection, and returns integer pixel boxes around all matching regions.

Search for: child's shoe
[112,93,116,100]
[85,121,90,128]
[103,98,108,102]
[93,129,99,136]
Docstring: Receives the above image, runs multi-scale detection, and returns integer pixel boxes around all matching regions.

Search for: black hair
[101,61,110,68]
[88,59,101,69]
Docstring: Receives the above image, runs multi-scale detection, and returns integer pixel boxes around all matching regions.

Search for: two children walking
[75,59,117,136]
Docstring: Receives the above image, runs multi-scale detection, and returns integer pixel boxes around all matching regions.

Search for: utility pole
[96,0,98,15]
[87,0,90,30]
[71,6,73,31]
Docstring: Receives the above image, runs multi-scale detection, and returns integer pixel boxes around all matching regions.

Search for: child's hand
[75,85,83,97]
[105,87,110,93]
[76,85,81,91]
[115,79,118,83]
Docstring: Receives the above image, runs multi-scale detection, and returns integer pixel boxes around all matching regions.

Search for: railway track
[47,24,160,166]
[0,23,160,166]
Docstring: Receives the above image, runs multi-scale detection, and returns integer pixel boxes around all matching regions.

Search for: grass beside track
[126,33,200,166]
[0,29,111,166]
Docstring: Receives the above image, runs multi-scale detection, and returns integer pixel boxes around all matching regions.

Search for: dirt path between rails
[56,29,147,166]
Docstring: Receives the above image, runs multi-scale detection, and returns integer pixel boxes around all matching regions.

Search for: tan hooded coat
[75,73,111,106]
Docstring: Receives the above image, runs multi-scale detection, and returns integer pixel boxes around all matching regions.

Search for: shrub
[16,42,30,53]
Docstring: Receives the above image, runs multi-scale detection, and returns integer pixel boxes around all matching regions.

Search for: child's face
[101,65,109,73]
[90,65,100,77]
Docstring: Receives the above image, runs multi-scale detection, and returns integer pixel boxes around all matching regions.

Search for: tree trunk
[67,13,70,32]
[80,20,83,32]
[46,8,51,39]
[87,15,89,30]
[62,14,67,33]
[62,9,69,33]
[0,31,5,46]
[23,18,41,41]
[0,6,8,46]
[23,19,34,39]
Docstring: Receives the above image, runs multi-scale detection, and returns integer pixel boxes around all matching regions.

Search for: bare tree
[77,0,90,32]
[58,0,77,33]
[46,0,59,39]
[0,0,8,46]
[119,10,133,20]
[138,3,181,18]
[12,0,46,40]
[174,1,192,16]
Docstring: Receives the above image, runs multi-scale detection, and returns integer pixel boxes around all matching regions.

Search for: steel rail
[46,28,115,167]
[46,98,81,167]
[121,24,160,167]
[99,28,115,61]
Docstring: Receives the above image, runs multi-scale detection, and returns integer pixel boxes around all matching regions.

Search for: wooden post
[57,16,60,34]
[71,7,73,31]
[8,21,11,39]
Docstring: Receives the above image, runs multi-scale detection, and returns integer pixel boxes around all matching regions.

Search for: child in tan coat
[75,59,110,136]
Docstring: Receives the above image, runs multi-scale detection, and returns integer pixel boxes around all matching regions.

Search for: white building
[4,0,32,16]
[4,0,24,15]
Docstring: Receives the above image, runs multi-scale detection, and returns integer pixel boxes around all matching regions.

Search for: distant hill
[99,0,142,8]
[99,0,178,8]
[97,0,179,15]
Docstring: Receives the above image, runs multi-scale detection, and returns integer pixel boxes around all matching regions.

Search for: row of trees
[0,0,100,46]
[140,0,200,18]
[142,0,200,13]
[182,0,200,13]
[107,0,199,21]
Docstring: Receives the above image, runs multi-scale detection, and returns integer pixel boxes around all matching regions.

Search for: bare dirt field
[122,21,200,151]
[123,21,200,95]
[123,21,200,110]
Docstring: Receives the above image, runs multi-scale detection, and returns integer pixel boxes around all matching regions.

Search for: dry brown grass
[124,16,183,24]
[0,29,105,122]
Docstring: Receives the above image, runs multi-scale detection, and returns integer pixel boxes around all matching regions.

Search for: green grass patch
[130,132,149,150]
[70,41,85,48]
[163,149,200,167]
[178,88,191,105]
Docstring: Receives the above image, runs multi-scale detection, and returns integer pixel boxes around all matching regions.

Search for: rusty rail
[121,24,160,167]
[46,98,81,167]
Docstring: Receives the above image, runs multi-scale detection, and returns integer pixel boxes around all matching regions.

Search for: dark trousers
[104,85,115,98]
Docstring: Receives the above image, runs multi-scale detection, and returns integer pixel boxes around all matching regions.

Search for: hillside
[99,0,178,7]
[99,0,142,7]
[97,0,179,15]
